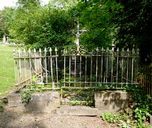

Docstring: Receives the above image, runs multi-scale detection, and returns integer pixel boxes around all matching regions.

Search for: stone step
[55,105,99,116]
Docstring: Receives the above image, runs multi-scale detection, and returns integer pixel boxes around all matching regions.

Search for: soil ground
[0,105,118,128]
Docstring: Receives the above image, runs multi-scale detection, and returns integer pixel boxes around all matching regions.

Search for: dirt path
[0,105,118,128]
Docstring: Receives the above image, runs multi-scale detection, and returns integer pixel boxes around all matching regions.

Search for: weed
[101,112,128,124]
[21,89,32,104]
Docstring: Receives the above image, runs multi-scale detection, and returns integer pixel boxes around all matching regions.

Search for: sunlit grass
[0,44,15,96]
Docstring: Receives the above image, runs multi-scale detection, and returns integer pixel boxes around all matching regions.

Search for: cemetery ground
[0,104,118,128]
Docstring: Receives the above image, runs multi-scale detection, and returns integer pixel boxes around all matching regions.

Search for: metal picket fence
[13,47,139,89]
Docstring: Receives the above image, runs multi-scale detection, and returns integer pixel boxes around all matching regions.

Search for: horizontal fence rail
[14,47,140,89]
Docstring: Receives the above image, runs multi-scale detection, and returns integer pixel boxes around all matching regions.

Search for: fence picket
[55,48,59,87]
[49,48,54,87]
[80,55,82,86]
[85,56,87,84]
[116,48,119,85]
[74,55,77,85]
[101,48,104,82]
[111,48,114,83]
[96,48,99,82]
[69,55,71,87]
[106,48,109,83]
[126,48,129,84]
[90,55,93,86]
[63,49,66,87]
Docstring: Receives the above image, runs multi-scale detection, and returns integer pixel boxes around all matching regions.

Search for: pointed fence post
[79,50,82,86]
[44,48,48,83]
[55,47,59,88]
[63,49,66,87]
[74,49,77,86]
[121,48,124,84]
[85,54,87,84]
[101,48,104,82]
[131,48,135,83]
[28,49,32,84]
[49,48,54,89]
[96,48,99,82]
[111,47,114,83]
[39,48,43,84]
[90,50,93,86]
[116,48,119,86]
[69,52,71,87]
[23,49,26,82]
[126,48,129,84]
[105,47,109,83]
[13,49,18,85]
[18,49,22,84]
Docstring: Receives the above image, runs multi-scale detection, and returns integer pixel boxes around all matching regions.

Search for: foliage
[0,7,14,39]
[20,75,37,104]
[21,89,32,104]
[131,89,152,127]
[62,88,94,106]
[99,85,152,127]
[134,107,150,128]
[70,0,122,49]
[48,0,78,9]
[114,0,152,64]
[21,86,49,105]
[119,86,152,127]
[101,112,128,124]
[9,4,75,48]
[17,0,40,8]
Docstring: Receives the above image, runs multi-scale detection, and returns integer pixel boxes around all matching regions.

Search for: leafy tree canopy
[17,0,40,8]
[70,0,122,49]
[0,7,14,39]
[8,1,75,48]
[115,0,152,64]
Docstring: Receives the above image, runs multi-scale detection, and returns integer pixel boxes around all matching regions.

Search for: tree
[9,2,75,48]
[17,0,40,8]
[0,7,14,39]
[70,0,122,49]
[114,0,152,64]
[48,0,78,9]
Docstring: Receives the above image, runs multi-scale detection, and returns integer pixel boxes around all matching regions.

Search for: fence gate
[14,47,140,91]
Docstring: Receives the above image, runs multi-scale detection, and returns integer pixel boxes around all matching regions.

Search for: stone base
[95,90,132,113]
[7,91,60,113]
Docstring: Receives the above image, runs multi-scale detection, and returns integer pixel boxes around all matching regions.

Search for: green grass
[0,44,15,96]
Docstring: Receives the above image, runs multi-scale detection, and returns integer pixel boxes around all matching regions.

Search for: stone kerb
[95,90,132,113]
[7,91,60,113]
[25,91,60,113]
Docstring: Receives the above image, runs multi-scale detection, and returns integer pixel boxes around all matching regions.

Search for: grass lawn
[0,44,15,96]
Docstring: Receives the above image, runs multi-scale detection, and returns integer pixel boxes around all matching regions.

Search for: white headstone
[2,35,6,44]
